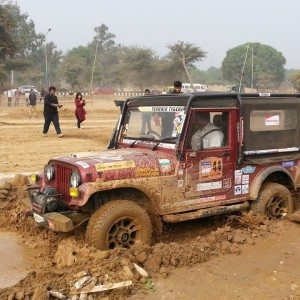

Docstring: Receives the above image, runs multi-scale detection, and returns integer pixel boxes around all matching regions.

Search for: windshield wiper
[127,136,155,147]
[152,136,178,151]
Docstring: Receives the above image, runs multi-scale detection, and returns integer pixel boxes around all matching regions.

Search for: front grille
[56,165,73,202]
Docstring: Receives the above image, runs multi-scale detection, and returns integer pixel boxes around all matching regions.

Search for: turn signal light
[69,187,79,197]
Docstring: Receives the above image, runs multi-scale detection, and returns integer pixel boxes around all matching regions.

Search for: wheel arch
[82,187,157,213]
[250,166,296,200]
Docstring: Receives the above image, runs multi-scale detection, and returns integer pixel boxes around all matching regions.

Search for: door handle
[222,151,230,157]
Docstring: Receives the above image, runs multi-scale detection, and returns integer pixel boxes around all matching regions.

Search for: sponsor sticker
[242,184,249,194]
[234,185,242,195]
[95,160,135,172]
[241,166,256,174]
[199,157,223,180]
[265,114,280,126]
[282,161,295,168]
[223,178,232,189]
[135,167,159,177]
[197,181,222,191]
[242,174,249,184]
[158,159,171,173]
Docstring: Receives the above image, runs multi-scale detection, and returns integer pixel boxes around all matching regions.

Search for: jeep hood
[52,148,176,180]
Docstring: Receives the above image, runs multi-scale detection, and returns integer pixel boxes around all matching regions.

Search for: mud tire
[86,200,153,250]
[251,183,294,219]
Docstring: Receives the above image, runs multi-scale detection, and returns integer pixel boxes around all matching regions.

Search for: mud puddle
[0,232,31,288]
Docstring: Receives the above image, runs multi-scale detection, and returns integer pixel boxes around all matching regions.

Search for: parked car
[18,85,38,94]
[25,92,300,250]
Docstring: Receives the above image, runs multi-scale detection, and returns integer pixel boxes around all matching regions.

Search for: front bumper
[25,186,75,232]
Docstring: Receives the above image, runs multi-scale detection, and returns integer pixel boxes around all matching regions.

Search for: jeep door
[183,108,238,207]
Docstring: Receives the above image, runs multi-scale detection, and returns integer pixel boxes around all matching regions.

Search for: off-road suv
[25,93,300,250]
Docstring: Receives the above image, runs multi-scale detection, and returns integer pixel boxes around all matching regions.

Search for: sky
[15,0,300,70]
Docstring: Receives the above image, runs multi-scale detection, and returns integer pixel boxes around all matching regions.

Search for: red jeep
[26,93,300,250]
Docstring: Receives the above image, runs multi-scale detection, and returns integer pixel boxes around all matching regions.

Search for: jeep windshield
[121,105,186,143]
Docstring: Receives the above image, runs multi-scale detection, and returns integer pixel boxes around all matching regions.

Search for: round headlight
[70,171,81,188]
[45,165,55,180]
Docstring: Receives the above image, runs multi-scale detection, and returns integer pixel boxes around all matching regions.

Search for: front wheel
[251,183,294,219]
[86,200,153,250]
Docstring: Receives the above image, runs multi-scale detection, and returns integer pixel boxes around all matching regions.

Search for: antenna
[239,43,250,92]
[251,47,254,89]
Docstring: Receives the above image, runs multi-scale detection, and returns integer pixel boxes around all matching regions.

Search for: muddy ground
[0,96,300,300]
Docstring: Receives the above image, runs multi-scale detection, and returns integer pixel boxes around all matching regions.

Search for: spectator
[15,89,21,107]
[40,87,46,101]
[25,91,30,106]
[74,92,86,129]
[140,89,153,135]
[171,80,182,94]
[43,86,63,138]
[7,89,13,107]
[29,89,37,118]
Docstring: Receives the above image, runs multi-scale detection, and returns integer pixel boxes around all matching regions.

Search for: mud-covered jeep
[25,93,300,250]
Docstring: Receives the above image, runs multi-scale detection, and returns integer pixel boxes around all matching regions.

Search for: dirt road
[0,97,300,299]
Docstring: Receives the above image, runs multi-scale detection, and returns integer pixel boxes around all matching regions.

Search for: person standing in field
[43,86,63,137]
[74,92,86,129]
[28,89,37,118]
[140,89,153,135]
[7,89,13,107]
[15,89,21,106]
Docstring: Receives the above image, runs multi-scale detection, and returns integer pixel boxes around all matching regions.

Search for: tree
[289,71,300,92]
[166,41,206,88]
[221,42,286,88]
[0,3,17,60]
[59,46,92,89]
[89,24,116,88]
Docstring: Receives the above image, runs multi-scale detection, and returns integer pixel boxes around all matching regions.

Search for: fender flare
[249,166,296,200]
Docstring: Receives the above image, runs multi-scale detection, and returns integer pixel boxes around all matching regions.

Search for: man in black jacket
[43,86,63,137]
[29,89,37,118]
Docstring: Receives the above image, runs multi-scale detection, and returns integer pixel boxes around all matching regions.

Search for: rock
[123,265,133,279]
[220,241,231,253]
[0,193,7,200]
[170,256,178,267]
[15,291,25,300]
[143,253,162,272]
[31,287,48,300]
[159,266,167,274]
[0,188,9,195]
[246,237,255,245]
[8,293,15,300]
[73,271,88,280]
[233,232,246,244]
[94,251,109,260]
[11,174,29,186]
[49,290,66,299]
[161,256,170,267]
[133,262,148,277]
[135,251,147,263]
[74,276,91,290]
[230,243,240,255]
[0,181,12,190]
[79,294,88,300]
[71,295,78,300]
[161,272,168,279]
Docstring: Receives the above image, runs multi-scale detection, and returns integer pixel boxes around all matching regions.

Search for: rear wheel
[86,200,153,250]
[251,183,294,219]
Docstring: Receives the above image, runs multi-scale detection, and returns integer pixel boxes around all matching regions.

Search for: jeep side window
[187,111,228,151]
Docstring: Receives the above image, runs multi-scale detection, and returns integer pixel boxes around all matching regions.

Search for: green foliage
[289,70,300,92]
[221,42,286,88]
[59,46,92,88]
[0,3,17,59]
[191,67,227,85]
